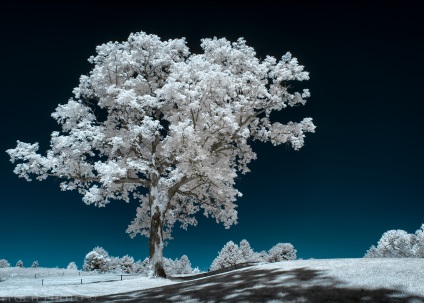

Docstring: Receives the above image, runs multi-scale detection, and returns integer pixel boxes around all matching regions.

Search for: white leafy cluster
[66,262,78,270]
[210,241,244,271]
[83,246,111,273]
[6,31,314,241]
[81,246,197,275]
[163,254,196,275]
[364,223,424,258]
[210,239,297,270]
[268,243,297,262]
[0,259,10,268]
[119,255,135,273]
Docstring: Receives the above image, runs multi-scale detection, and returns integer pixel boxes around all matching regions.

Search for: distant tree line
[1,239,297,276]
[0,260,39,268]
[82,246,200,276]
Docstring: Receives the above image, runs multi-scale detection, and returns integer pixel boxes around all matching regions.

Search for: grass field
[1,258,424,302]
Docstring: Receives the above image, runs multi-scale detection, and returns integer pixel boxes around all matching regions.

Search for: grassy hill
[1,258,424,302]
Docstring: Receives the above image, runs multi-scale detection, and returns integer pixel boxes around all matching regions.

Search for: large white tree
[6,31,315,277]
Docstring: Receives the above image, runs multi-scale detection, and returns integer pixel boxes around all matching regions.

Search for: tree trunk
[149,204,167,278]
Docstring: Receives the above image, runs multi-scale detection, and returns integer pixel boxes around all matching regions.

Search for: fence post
[35,274,36,279]
[42,279,43,285]
[121,275,123,281]
[81,279,82,284]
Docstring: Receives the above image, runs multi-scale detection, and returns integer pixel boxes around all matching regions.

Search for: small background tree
[120,255,135,273]
[16,260,23,268]
[0,259,10,268]
[31,261,39,268]
[174,255,192,275]
[239,239,255,262]
[413,224,424,257]
[364,224,424,258]
[210,241,244,271]
[268,243,297,262]
[133,259,146,274]
[254,250,269,262]
[67,262,78,270]
[83,246,111,273]
[107,256,122,273]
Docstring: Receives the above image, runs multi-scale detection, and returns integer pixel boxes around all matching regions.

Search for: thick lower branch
[167,176,197,200]
[64,174,149,186]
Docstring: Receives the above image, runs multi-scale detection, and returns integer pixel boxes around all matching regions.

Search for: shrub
[16,260,23,268]
[268,243,297,262]
[108,257,122,273]
[209,239,298,270]
[120,255,135,273]
[364,223,424,258]
[365,229,416,258]
[364,245,379,258]
[162,255,195,275]
[80,246,197,275]
[133,259,147,274]
[136,257,150,275]
[67,262,78,270]
[413,224,424,257]
[253,250,269,262]
[0,259,10,268]
[31,261,39,268]
[239,239,255,262]
[174,255,192,275]
[83,246,110,272]
[210,241,244,271]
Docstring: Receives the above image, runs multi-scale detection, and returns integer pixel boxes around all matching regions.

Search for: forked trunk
[149,205,166,278]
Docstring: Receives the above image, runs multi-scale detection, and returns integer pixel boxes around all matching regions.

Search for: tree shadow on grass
[95,266,424,303]
[10,266,424,302]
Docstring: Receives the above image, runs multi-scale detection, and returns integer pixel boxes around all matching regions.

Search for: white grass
[0,267,175,298]
[253,258,424,297]
[1,258,424,301]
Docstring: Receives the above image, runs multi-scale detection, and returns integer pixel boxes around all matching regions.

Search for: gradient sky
[1,1,423,271]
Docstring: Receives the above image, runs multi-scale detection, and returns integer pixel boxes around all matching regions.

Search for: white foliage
[239,239,255,261]
[83,246,111,273]
[133,258,149,274]
[120,255,135,273]
[0,259,10,268]
[371,230,414,258]
[364,245,380,258]
[31,261,39,268]
[210,241,244,271]
[253,250,270,262]
[6,31,314,271]
[16,260,23,268]
[108,257,122,273]
[365,223,424,258]
[66,262,78,270]
[268,243,297,262]
[163,255,194,275]
[174,255,192,275]
[413,224,424,257]
[163,257,175,274]
[210,239,297,270]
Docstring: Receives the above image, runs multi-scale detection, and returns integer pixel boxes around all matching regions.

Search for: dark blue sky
[1,1,423,271]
